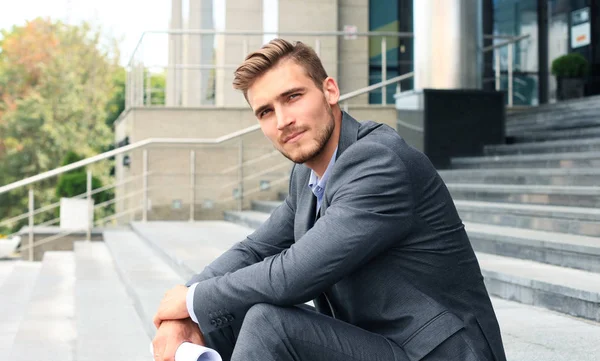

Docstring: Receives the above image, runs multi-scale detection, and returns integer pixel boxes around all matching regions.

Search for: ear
[322,77,340,106]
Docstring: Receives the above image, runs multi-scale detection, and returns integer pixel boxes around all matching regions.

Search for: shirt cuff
[186,282,199,324]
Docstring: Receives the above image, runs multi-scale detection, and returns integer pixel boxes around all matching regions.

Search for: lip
[284,131,305,144]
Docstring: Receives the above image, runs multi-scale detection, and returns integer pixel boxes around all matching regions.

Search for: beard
[277,100,335,164]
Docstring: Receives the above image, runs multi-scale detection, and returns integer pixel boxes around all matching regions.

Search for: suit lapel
[319,111,360,216]
[294,168,317,240]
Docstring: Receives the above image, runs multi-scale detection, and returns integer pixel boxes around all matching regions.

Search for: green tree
[0,18,121,232]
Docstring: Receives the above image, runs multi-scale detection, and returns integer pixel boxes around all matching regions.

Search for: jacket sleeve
[191,142,414,333]
[185,165,298,287]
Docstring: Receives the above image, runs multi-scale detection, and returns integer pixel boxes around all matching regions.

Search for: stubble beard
[278,101,335,164]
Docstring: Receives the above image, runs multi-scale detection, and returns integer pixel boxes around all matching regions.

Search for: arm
[190,142,414,333]
[185,165,298,286]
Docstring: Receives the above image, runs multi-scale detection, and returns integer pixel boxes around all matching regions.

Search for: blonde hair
[233,38,328,99]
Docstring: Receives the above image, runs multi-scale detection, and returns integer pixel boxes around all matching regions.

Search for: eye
[289,93,300,100]
[259,109,271,118]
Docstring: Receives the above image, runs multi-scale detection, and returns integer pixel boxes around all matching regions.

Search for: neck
[305,107,343,178]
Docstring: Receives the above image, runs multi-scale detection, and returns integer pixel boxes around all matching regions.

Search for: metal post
[315,38,321,57]
[495,50,500,90]
[86,170,92,241]
[189,150,196,222]
[28,189,34,262]
[242,38,249,60]
[142,149,148,222]
[507,44,513,107]
[381,37,387,105]
[139,61,145,106]
[145,68,151,106]
[125,68,130,109]
[238,139,244,212]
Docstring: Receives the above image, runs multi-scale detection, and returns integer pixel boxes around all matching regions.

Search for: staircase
[1,97,600,360]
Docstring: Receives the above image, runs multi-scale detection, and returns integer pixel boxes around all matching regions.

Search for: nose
[275,107,294,131]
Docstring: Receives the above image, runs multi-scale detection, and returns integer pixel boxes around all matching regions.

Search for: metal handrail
[339,73,414,102]
[482,34,530,53]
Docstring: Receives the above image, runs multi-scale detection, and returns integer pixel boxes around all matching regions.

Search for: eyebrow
[254,87,306,117]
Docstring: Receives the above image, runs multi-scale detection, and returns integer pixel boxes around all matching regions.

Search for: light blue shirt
[308,148,338,214]
[186,149,339,325]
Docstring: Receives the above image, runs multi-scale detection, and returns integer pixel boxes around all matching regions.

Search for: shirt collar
[308,148,338,190]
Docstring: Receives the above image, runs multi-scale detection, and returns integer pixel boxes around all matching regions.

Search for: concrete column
[278,0,338,81]
[413,0,482,91]
[167,0,183,106]
[338,0,369,104]
[184,0,214,106]
[215,0,263,106]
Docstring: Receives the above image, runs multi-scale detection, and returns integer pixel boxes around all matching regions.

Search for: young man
[151,39,506,361]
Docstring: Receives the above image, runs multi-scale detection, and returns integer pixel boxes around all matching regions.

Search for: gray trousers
[202,303,482,361]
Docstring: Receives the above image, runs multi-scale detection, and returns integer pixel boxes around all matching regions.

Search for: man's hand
[152,318,205,361]
[154,285,190,329]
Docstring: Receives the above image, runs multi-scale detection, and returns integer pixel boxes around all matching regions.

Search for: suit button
[210,320,217,326]
[226,315,234,322]
[220,316,228,324]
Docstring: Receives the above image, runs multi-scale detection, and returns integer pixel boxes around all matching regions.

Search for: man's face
[247,60,335,164]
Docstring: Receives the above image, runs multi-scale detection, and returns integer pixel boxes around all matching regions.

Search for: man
[151,38,506,361]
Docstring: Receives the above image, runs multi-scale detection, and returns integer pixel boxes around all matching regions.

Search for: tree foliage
[0,18,122,233]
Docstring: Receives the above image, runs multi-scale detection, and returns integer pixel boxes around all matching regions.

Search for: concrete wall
[338,0,370,104]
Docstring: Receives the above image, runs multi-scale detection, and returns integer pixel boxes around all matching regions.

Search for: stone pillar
[278,0,338,81]
[413,0,482,91]
[167,0,183,106]
[215,0,263,106]
[338,0,369,104]
[184,0,214,106]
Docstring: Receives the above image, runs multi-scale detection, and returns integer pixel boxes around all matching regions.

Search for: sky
[0,0,276,66]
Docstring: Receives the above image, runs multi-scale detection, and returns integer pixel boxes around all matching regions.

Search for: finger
[152,337,164,361]
[153,314,162,329]
[163,338,179,361]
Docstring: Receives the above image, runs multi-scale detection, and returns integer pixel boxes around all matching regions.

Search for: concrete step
[506,115,600,134]
[507,95,600,124]
[0,259,17,287]
[9,252,75,361]
[224,210,270,229]
[74,241,149,361]
[130,221,253,280]
[510,125,600,143]
[0,261,41,356]
[456,200,600,237]
[478,252,600,323]
[492,297,600,361]
[484,137,600,156]
[451,151,600,169]
[251,200,282,214]
[102,229,183,338]
[438,168,600,186]
[465,222,600,273]
[447,183,600,208]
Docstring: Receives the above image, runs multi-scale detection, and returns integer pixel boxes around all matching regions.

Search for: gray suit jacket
[187,111,506,361]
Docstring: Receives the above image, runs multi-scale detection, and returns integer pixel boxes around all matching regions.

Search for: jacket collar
[336,110,361,160]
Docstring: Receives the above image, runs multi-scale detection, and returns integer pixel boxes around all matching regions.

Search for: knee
[243,303,283,330]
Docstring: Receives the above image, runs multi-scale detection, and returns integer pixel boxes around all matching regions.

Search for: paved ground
[492,297,600,361]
